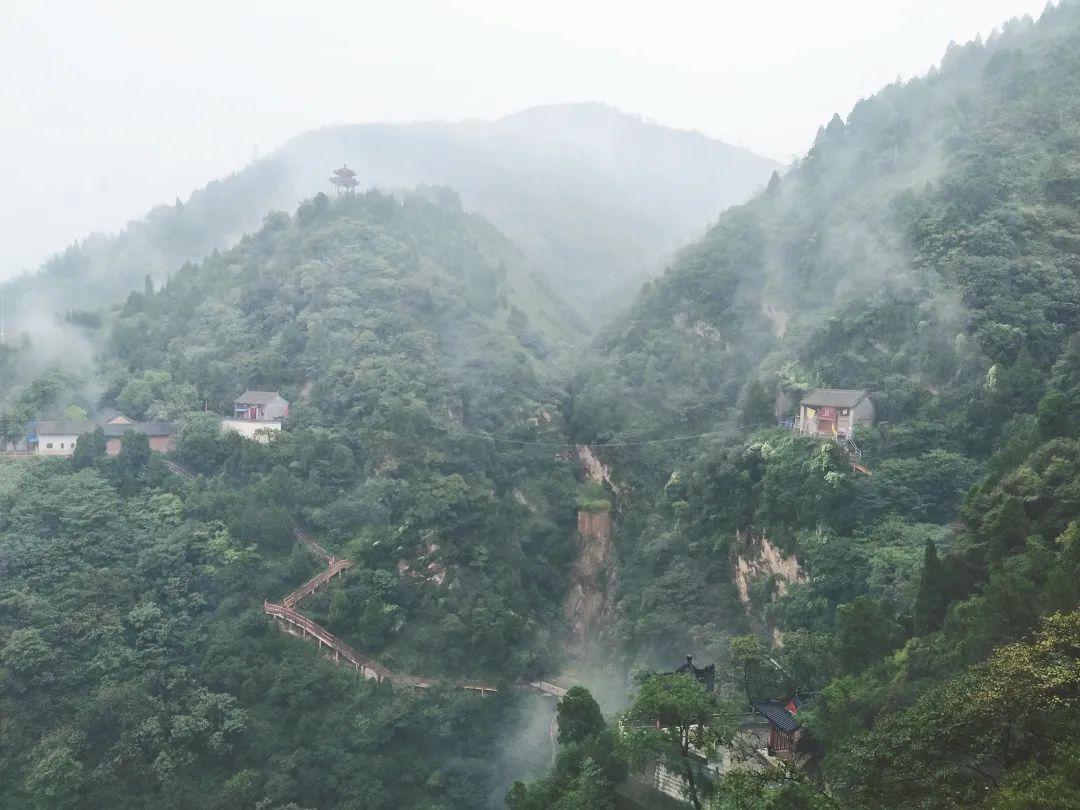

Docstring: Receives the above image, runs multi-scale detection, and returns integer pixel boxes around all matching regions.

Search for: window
[60,443,65,449]
[46,443,53,449]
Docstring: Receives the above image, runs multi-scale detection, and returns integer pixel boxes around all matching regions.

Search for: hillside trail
[165,459,567,699]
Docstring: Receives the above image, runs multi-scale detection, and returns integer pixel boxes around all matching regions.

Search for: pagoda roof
[332,166,357,177]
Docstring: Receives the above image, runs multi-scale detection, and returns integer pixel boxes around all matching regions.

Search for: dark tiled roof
[799,388,869,408]
[750,699,800,732]
[101,422,175,438]
[32,421,96,436]
[673,655,716,692]
[235,390,285,405]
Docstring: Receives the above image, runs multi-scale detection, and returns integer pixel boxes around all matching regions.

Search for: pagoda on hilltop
[329,164,358,194]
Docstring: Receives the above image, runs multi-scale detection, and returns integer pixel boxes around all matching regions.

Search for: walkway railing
[162,459,197,481]
[777,420,864,462]
[293,527,333,563]
[264,601,395,681]
[282,558,353,608]
[163,455,562,700]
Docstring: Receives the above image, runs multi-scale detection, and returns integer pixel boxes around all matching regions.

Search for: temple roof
[236,390,286,405]
[799,388,870,408]
[750,699,800,732]
[672,655,716,691]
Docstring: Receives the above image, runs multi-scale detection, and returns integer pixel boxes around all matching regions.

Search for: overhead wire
[426,423,730,448]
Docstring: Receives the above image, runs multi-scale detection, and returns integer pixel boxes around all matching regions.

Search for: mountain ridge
[1,103,779,338]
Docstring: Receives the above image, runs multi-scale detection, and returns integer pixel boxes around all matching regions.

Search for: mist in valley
[3,2,1079,809]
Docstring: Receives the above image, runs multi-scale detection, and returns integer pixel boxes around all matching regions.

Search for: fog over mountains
[1,103,778,334]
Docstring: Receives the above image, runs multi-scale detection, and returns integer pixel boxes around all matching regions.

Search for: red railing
[283,558,353,608]
[264,601,395,681]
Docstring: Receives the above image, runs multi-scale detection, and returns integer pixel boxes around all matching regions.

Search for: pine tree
[739,377,775,426]
[913,538,948,634]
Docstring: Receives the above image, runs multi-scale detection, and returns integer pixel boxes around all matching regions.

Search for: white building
[233,390,290,421]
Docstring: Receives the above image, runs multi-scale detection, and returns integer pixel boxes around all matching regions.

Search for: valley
[3,3,1080,809]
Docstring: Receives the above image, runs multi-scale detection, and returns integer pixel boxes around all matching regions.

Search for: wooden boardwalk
[282,558,353,608]
[162,457,563,699]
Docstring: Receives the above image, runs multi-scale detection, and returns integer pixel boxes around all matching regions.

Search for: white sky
[0,0,1054,278]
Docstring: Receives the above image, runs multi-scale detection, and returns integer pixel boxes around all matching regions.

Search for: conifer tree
[913,538,948,634]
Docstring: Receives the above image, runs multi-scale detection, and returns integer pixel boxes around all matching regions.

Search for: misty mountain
[533,4,1080,806]
[8,3,1080,807]
[0,188,587,808]
[1,103,779,337]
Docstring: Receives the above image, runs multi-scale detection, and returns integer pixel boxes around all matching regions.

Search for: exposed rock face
[564,508,616,649]
[577,445,616,490]
[397,537,448,586]
[732,529,806,606]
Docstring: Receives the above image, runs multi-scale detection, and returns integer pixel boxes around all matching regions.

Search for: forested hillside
[7,4,1080,809]
[0,103,778,341]
[513,3,1080,806]
[0,190,589,808]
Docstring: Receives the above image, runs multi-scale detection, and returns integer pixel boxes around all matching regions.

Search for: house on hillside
[26,422,88,457]
[28,413,176,457]
[221,390,289,442]
[101,422,175,455]
[796,389,874,436]
[233,391,290,421]
[750,695,805,761]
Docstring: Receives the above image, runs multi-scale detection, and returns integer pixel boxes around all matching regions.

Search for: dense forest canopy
[1,190,591,807]
[4,3,1080,809]
[525,2,1080,806]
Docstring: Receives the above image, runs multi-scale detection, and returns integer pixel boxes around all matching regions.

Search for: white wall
[221,418,282,443]
[37,434,80,456]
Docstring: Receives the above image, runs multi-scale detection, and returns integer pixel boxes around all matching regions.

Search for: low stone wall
[221,418,282,442]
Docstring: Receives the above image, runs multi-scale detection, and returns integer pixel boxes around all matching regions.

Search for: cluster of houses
[11,390,291,458]
[27,410,176,457]
[628,654,808,808]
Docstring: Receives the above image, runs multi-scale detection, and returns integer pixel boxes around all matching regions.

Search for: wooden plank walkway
[162,459,197,481]
[293,527,333,563]
[282,558,353,608]
[161,455,562,700]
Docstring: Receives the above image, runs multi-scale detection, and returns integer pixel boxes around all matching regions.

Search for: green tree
[71,427,107,469]
[912,538,949,634]
[835,596,903,673]
[1036,388,1071,439]
[827,612,1080,808]
[986,495,1030,563]
[620,673,736,809]
[738,377,774,427]
[556,686,605,745]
